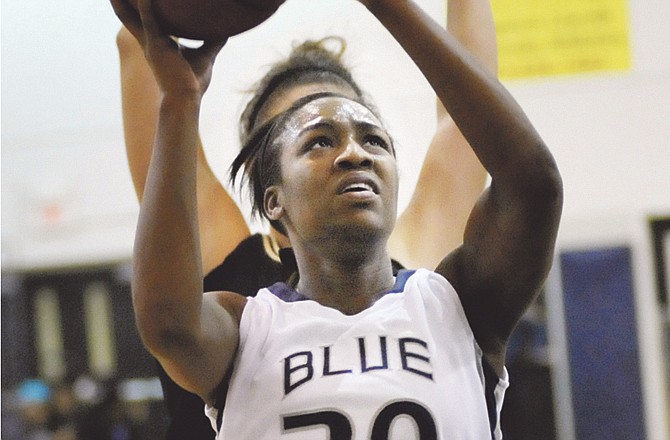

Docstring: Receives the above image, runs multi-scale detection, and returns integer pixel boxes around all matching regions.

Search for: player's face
[266,96,398,244]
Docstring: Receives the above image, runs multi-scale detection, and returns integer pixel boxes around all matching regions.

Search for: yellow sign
[491,0,632,80]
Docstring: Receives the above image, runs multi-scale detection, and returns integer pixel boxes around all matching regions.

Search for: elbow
[136,312,198,360]
[536,153,563,211]
[519,143,564,210]
[134,306,171,355]
[132,293,198,359]
[496,145,564,222]
[523,153,564,238]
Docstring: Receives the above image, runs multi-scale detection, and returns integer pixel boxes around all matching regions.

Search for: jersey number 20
[282,400,437,439]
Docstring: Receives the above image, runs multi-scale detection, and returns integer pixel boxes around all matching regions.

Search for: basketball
[129,0,286,40]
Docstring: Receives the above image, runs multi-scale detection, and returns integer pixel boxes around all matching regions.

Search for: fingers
[199,40,228,60]
[114,0,226,96]
[110,0,143,42]
[134,0,179,58]
[181,39,227,84]
[136,0,163,38]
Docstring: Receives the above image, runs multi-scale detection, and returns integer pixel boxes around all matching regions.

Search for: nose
[334,140,374,170]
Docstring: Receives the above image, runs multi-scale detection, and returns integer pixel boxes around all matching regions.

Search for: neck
[292,240,395,315]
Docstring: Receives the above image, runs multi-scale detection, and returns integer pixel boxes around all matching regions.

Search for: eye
[364,135,391,151]
[309,136,334,150]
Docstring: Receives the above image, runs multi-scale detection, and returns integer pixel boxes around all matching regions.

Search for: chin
[331,221,389,245]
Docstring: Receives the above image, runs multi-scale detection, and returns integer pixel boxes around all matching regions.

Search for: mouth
[336,174,379,195]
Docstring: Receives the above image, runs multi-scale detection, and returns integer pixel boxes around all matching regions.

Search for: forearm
[133,94,204,350]
[447,0,497,75]
[364,0,548,181]
[117,27,160,200]
[438,0,497,118]
[367,0,562,373]
[117,27,248,274]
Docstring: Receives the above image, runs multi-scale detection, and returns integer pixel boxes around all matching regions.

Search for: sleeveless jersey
[206,269,508,439]
[159,233,405,439]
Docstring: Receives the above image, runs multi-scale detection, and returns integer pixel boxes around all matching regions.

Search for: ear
[264,185,284,221]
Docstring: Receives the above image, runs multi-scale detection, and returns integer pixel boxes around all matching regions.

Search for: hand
[356,0,397,11]
[110,0,227,100]
[356,0,376,9]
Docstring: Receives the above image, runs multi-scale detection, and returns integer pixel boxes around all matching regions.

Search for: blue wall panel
[560,246,645,440]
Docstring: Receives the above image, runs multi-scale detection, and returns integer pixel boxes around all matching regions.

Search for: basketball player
[111,0,562,438]
[115,0,496,277]
[114,0,497,438]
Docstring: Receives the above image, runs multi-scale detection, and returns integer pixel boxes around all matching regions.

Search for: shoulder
[433,245,464,292]
[434,247,509,375]
[389,269,464,319]
[402,268,461,306]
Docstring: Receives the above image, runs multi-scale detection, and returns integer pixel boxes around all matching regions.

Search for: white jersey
[206,269,508,439]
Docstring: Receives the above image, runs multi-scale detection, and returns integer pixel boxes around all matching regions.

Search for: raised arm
[111,0,244,403]
[362,0,563,374]
[388,0,495,269]
[116,25,250,275]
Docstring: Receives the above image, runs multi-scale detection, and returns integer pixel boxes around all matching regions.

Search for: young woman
[115,0,496,438]
[121,35,404,439]
[111,0,562,438]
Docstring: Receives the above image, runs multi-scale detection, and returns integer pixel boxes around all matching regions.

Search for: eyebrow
[296,118,382,138]
[297,119,331,136]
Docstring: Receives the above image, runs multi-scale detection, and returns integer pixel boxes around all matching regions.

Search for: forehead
[259,82,358,125]
[285,96,382,131]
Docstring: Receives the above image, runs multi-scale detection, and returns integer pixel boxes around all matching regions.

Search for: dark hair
[238,36,367,144]
[230,91,382,234]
